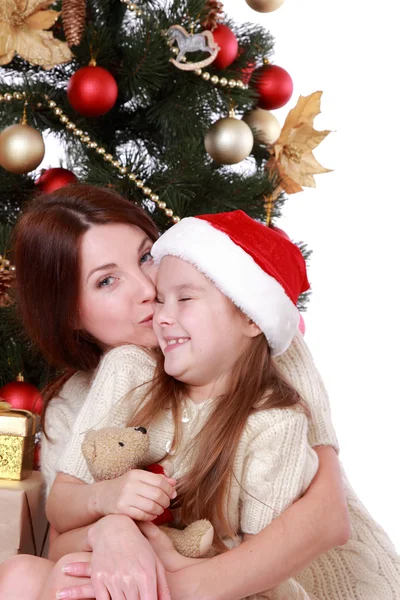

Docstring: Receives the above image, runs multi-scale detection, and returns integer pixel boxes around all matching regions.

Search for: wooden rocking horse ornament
[167,24,220,71]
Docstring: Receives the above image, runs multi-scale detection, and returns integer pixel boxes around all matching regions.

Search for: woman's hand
[91,470,177,521]
[57,515,171,599]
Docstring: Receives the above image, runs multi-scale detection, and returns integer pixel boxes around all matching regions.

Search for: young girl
[64,210,400,600]
[0,188,349,600]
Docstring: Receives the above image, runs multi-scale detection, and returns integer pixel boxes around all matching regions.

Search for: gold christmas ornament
[0,0,72,68]
[245,0,284,12]
[205,116,254,164]
[62,0,86,47]
[0,124,45,174]
[243,108,281,145]
[269,91,332,194]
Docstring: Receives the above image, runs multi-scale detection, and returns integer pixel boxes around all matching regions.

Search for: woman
[0,185,349,600]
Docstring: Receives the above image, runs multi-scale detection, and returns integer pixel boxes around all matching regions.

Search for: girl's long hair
[12,185,159,427]
[129,330,303,546]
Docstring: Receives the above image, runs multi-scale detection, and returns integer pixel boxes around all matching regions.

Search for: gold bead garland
[0,92,179,223]
[193,67,246,89]
[169,46,247,90]
[119,0,142,16]
[0,255,15,272]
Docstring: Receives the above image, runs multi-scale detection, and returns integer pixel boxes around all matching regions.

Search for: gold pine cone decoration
[0,270,15,308]
[201,0,224,31]
[62,0,86,47]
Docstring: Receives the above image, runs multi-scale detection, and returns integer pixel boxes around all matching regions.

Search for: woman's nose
[135,271,156,303]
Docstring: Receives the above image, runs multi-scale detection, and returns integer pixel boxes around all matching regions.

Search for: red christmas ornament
[237,48,255,85]
[0,378,43,415]
[211,24,238,70]
[67,65,118,117]
[298,313,306,335]
[35,167,77,193]
[254,64,293,110]
[270,225,291,241]
[242,60,255,85]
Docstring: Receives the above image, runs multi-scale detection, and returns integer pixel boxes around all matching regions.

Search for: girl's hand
[137,522,203,572]
[92,469,177,521]
[58,515,171,600]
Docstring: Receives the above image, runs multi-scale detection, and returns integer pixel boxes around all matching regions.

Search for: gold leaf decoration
[269,91,332,194]
[0,0,72,69]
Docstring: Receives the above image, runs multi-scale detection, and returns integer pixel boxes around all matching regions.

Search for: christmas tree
[0,0,330,389]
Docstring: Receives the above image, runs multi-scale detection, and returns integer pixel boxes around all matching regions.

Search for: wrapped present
[0,401,40,481]
[0,471,48,564]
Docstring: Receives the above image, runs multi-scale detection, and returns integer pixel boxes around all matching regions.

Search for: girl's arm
[46,471,176,533]
[167,445,349,600]
[59,445,349,600]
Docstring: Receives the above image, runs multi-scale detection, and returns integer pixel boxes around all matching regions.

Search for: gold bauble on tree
[0,124,45,174]
[243,108,281,145]
[205,117,254,165]
[245,0,284,12]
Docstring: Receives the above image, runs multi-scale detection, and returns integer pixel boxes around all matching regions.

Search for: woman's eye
[98,276,117,288]
[179,297,192,302]
[140,251,153,265]
[155,297,164,304]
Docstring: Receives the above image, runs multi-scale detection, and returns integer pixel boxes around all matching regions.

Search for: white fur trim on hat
[152,217,300,356]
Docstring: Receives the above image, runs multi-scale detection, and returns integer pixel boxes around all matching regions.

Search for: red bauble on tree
[254,64,293,110]
[0,377,43,415]
[211,24,238,69]
[35,167,78,193]
[67,65,118,117]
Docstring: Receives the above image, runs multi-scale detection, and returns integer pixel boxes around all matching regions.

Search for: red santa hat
[151,210,310,356]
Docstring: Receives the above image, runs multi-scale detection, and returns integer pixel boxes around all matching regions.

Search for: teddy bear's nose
[135,426,147,434]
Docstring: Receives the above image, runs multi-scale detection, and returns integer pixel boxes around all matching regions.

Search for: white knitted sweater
[40,334,400,599]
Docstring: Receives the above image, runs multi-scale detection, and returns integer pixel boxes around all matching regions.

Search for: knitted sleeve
[240,409,319,535]
[47,345,155,489]
[274,332,339,452]
[40,371,90,495]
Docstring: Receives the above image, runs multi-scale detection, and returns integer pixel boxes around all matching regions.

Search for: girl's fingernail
[172,490,177,499]
[61,565,73,574]
[56,591,69,599]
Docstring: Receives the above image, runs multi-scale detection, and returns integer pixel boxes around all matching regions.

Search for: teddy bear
[82,425,214,558]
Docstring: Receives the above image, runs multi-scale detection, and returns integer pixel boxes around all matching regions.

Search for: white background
[39,0,400,549]
[227,0,400,549]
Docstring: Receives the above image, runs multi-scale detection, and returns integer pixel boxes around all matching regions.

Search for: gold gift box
[0,401,39,481]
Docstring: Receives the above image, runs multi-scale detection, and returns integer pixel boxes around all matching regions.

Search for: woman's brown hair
[130,329,303,548]
[13,185,159,420]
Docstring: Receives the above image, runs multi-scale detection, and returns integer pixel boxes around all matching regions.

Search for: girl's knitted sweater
[41,334,400,599]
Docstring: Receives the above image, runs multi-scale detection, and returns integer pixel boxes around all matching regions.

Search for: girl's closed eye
[97,275,119,289]
[140,251,153,265]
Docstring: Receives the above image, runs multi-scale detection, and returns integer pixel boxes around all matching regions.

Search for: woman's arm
[167,445,349,600]
[59,446,349,600]
[46,470,176,533]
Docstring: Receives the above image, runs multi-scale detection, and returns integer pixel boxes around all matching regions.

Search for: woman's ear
[244,317,263,338]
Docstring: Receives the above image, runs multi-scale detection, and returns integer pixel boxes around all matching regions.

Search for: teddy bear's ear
[82,430,96,463]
